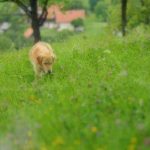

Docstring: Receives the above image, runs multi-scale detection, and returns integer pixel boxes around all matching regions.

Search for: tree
[140,0,150,24]
[121,0,128,36]
[71,18,84,28]
[65,0,84,10]
[95,0,108,21]
[0,0,49,43]
[89,0,99,11]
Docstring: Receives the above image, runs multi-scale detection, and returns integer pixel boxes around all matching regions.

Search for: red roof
[47,5,85,23]
[55,10,85,23]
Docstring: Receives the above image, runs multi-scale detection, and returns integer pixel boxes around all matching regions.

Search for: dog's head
[37,54,56,74]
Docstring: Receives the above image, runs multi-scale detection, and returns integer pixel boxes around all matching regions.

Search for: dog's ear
[37,56,43,65]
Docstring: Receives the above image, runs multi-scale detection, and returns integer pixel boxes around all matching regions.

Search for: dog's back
[30,42,53,59]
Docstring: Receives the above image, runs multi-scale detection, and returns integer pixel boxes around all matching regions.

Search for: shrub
[5,29,32,50]
[95,1,108,21]
[71,18,84,28]
[89,0,99,11]
[107,4,121,32]
[0,35,15,52]
[42,29,74,43]
[65,0,85,10]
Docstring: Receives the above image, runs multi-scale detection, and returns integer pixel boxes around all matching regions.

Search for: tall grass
[0,22,150,150]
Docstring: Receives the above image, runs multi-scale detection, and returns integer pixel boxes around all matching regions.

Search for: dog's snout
[48,70,52,74]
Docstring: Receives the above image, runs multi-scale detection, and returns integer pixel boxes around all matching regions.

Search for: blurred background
[0,0,149,51]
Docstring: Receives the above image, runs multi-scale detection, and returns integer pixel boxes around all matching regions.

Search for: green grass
[0,22,150,150]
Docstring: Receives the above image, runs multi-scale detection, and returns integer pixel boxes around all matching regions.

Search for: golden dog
[29,41,56,77]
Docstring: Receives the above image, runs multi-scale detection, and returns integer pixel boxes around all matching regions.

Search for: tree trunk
[121,0,127,36]
[30,0,41,43]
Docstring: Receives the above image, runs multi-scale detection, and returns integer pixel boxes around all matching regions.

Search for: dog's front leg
[33,65,43,78]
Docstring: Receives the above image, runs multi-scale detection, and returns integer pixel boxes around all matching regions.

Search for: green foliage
[3,23,33,49]
[107,0,150,32]
[5,31,32,49]
[95,0,108,21]
[111,0,119,5]
[42,29,74,43]
[0,3,19,22]
[128,0,150,28]
[141,0,150,24]
[0,35,15,52]
[107,3,121,31]
[64,0,85,10]
[71,18,84,27]
[89,0,99,11]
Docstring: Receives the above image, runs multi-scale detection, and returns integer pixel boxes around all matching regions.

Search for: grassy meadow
[0,20,150,150]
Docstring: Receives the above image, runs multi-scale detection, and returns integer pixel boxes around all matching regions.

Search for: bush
[107,4,121,32]
[128,0,150,28]
[95,1,108,21]
[107,0,150,32]
[42,29,74,43]
[89,0,99,11]
[0,35,15,52]
[5,28,33,50]
[65,0,85,10]
[71,18,84,28]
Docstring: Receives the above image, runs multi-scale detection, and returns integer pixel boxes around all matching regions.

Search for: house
[45,5,85,31]
[24,5,85,38]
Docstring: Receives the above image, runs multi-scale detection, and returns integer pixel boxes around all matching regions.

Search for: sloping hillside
[0,22,150,150]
